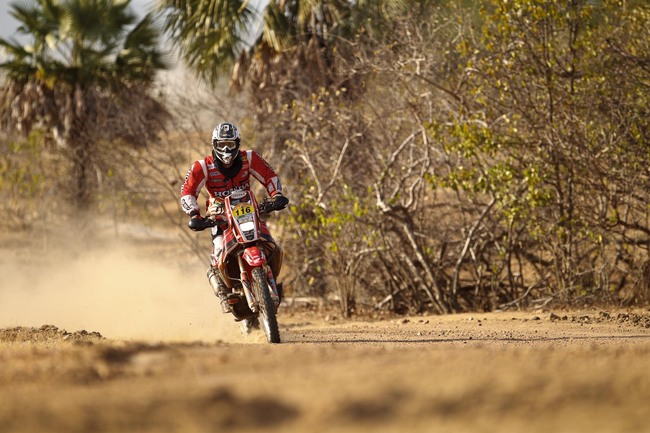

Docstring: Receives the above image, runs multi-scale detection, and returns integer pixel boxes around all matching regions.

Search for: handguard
[260,195,289,214]
[188,216,217,231]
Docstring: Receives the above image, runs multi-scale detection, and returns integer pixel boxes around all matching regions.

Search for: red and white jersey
[180,150,283,215]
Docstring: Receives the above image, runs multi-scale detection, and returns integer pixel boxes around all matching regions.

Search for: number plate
[233,204,254,218]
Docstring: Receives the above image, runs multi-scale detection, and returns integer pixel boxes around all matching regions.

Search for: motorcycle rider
[180,121,288,314]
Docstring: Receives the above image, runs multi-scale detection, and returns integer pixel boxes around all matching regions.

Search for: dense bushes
[266,0,650,315]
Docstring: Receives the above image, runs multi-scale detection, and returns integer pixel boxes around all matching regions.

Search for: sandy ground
[1,228,649,433]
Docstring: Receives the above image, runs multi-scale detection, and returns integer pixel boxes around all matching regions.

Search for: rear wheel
[251,267,281,343]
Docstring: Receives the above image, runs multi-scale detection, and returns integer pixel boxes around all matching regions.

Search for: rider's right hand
[188,212,205,231]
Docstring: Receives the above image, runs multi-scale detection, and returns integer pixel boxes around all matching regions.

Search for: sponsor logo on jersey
[212,183,250,197]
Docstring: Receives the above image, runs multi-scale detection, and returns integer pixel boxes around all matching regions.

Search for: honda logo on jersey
[212,183,250,197]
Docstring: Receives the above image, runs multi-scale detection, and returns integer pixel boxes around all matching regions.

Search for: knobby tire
[252,267,281,343]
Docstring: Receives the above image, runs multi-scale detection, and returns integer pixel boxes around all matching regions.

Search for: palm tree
[0,0,170,210]
[157,0,418,96]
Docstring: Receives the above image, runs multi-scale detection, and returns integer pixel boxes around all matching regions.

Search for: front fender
[242,246,267,267]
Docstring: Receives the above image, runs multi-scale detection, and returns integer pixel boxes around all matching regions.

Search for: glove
[271,194,289,210]
[261,194,289,213]
[208,200,224,217]
[188,211,205,231]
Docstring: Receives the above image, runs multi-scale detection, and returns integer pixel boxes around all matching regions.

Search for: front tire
[252,267,281,343]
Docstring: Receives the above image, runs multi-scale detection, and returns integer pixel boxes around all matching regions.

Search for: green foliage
[443,0,650,305]
[0,132,45,198]
[269,0,650,312]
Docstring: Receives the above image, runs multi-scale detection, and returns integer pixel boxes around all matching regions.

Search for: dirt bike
[189,190,287,343]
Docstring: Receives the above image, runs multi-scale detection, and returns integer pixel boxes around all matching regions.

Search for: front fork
[238,246,280,312]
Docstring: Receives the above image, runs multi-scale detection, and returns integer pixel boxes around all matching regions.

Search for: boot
[207,267,231,314]
[276,282,284,303]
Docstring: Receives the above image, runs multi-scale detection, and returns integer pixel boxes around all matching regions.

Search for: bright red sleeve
[248,150,283,196]
[180,160,207,214]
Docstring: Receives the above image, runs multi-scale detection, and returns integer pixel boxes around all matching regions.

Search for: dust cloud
[0,231,244,343]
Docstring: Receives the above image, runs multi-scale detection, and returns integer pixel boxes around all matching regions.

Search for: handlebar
[188,195,289,232]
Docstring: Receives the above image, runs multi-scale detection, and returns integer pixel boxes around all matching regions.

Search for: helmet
[212,122,241,165]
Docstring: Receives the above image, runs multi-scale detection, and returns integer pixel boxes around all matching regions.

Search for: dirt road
[1,231,649,433]
[1,309,649,433]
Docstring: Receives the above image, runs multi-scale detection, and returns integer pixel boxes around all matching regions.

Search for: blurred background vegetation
[1,0,648,315]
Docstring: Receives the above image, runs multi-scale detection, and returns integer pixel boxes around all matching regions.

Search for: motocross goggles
[212,139,238,151]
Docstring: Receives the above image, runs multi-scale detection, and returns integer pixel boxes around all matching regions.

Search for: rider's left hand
[271,193,289,210]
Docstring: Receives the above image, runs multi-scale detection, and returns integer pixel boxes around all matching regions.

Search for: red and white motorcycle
[190,190,288,343]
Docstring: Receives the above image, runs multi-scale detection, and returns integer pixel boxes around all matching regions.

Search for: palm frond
[116,13,170,83]
[158,0,257,85]
[61,0,135,45]
[261,1,292,52]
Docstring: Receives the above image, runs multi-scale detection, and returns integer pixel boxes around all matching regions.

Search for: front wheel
[251,267,281,343]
